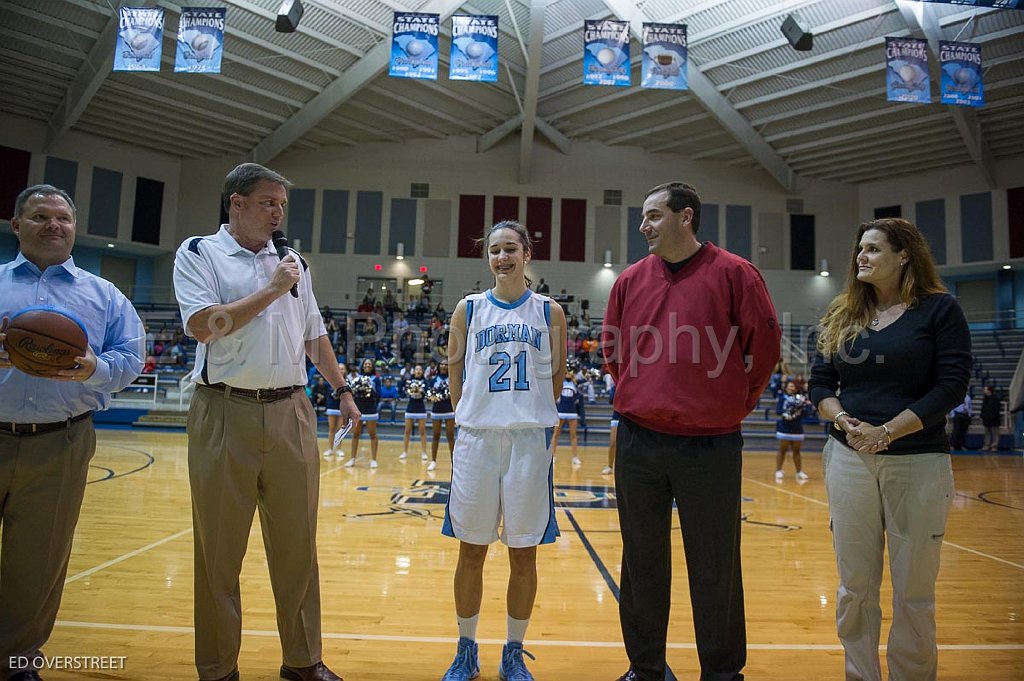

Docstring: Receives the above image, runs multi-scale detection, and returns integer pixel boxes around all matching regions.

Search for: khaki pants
[823,438,953,681]
[188,386,323,680]
[0,417,95,677]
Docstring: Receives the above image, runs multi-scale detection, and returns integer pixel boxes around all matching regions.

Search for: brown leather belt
[201,383,303,403]
[3,411,94,436]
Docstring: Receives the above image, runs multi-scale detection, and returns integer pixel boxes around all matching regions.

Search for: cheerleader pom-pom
[350,374,375,398]
[426,386,450,403]
[406,379,426,399]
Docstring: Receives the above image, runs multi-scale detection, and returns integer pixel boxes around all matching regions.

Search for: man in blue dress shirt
[0,184,144,681]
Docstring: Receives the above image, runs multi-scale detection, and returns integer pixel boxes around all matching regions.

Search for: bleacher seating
[961,327,1022,448]
[970,328,1024,391]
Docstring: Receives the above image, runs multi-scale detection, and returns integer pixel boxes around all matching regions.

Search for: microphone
[271,229,299,298]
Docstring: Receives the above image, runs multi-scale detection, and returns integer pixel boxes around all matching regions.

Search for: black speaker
[780,13,813,51]
[276,0,304,33]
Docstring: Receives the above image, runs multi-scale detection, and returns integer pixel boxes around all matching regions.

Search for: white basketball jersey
[455,289,558,429]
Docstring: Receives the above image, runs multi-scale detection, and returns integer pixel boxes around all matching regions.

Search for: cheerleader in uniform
[552,365,582,466]
[401,364,429,463]
[345,358,380,469]
[427,361,455,472]
[775,380,813,481]
[322,362,348,460]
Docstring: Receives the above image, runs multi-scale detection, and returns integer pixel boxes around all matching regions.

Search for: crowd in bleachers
[133,283,619,418]
[143,322,189,373]
[767,360,809,399]
[305,282,615,423]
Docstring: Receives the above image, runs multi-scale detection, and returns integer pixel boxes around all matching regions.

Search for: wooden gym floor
[17,429,1024,680]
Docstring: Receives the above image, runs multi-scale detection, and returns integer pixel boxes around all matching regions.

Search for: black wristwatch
[333,385,352,400]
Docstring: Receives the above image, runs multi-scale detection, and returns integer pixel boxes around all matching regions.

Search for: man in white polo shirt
[173,163,358,681]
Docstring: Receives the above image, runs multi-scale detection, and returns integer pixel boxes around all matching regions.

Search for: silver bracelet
[833,410,849,432]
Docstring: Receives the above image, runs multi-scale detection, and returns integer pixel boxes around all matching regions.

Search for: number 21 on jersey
[488,350,530,392]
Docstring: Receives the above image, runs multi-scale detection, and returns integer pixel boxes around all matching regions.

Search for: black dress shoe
[8,672,43,681]
[615,671,641,681]
[280,662,342,681]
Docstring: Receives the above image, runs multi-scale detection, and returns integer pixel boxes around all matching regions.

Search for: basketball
[4,306,89,378]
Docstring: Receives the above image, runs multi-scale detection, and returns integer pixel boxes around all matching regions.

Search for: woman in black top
[809,218,970,681]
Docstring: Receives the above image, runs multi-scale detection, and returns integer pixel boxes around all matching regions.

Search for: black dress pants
[615,416,746,681]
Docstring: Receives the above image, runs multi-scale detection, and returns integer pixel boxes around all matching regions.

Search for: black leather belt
[201,383,303,403]
[3,411,94,436]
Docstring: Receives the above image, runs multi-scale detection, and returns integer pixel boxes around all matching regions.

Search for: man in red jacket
[602,181,780,681]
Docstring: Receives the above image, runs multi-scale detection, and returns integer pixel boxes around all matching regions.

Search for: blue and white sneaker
[498,641,536,681]
[441,636,480,681]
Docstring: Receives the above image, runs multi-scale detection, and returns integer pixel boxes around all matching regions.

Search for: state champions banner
[885,37,930,104]
[390,12,440,80]
[939,41,984,107]
[450,15,498,82]
[642,23,687,90]
[114,6,164,72]
[583,19,630,87]
[174,7,226,73]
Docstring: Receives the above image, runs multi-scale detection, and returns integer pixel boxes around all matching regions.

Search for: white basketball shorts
[442,426,559,548]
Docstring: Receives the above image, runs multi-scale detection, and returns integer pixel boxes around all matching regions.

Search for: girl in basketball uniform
[427,360,456,472]
[400,364,429,463]
[322,362,348,460]
[552,368,582,466]
[345,358,380,469]
[440,220,567,681]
